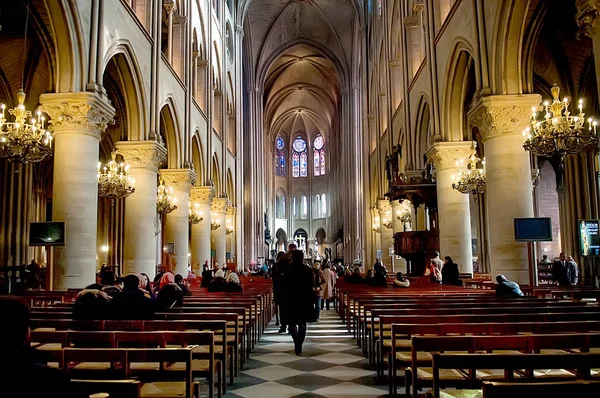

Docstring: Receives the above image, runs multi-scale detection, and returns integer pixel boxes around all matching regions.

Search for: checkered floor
[224,309,388,398]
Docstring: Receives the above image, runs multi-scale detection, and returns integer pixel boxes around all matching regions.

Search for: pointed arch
[159,98,182,168]
[212,154,221,194]
[192,133,204,186]
[414,95,431,169]
[226,168,235,200]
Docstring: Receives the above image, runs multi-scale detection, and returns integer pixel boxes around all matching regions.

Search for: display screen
[29,222,65,246]
[580,219,600,256]
[514,218,552,242]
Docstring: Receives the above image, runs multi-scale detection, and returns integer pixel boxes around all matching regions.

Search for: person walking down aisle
[284,250,314,355]
[312,261,326,321]
[321,262,336,310]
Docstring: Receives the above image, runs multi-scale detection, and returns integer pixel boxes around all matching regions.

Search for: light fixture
[381,209,393,229]
[396,201,413,224]
[0,91,53,163]
[189,201,203,224]
[97,152,135,199]
[0,0,53,163]
[523,85,598,157]
[157,180,177,214]
[226,220,234,235]
[451,150,486,198]
[211,212,221,230]
[372,215,381,233]
[100,245,109,253]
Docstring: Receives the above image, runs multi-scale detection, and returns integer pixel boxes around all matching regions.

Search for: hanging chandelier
[0,91,53,163]
[451,153,486,197]
[189,202,203,224]
[157,180,177,214]
[97,152,135,199]
[211,212,221,230]
[523,85,598,157]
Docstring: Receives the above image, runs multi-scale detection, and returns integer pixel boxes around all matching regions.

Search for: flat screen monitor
[29,222,65,246]
[514,218,552,242]
[580,219,600,256]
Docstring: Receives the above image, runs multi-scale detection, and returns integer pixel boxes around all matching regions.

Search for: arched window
[275,194,286,219]
[275,136,286,177]
[313,195,321,218]
[301,196,308,219]
[321,193,327,216]
[292,197,297,220]
[292,137,307,178]
[313,135,325,176]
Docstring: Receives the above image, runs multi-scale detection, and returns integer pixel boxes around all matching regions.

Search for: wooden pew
[481,380,600,398]
[69,379,141,398]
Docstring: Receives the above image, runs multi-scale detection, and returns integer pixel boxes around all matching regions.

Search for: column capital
[576,0,600,38]
[190,185,215,205]
[198,59,208,67]
[227,206,237,216]
[160,168,196,190]
[467,94,541,142]
[116,140,167,172]
[163,0,176,13]
[388,58,402,69]
[426,141,475,170]
[211,197,230,213]
[39,92,115,140]
[376,198,392,213]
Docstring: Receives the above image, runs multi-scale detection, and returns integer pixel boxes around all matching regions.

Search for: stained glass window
[313,135,325,176]
[275,136,286,177]
[292,153,299,177]
[293,137,306,152]
[300,152,307,177]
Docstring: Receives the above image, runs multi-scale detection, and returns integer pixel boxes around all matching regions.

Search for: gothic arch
[159,98,182,168]
[442,40,477,141]
[226,168,235,200]
[414,96,431,169]
[101,42,148,141]
[191,133,204,186]
[212,154,221,195]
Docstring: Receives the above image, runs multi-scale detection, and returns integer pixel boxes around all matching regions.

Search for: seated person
[174,274,192,296]
[226,272,243,292]
[370,261,388,287]
[364,269,374,282]
[208,270,228,292]
[441,256,462,286]
[393,272,410,288]
[110,274,156,319]
[0,296,69,396]
[495,274,524,297]
[156,272,184,309]
[73,287,112,320]
[345,266,364,284]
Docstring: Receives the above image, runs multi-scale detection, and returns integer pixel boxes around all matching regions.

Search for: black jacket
[284,263,315,324]
[157,283,184,309]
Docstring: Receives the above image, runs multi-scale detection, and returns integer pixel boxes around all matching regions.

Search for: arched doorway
[293,228,308,252]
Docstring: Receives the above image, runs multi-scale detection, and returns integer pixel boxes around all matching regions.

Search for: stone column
[116,141,166,277]
[164,0,176,63]
[211,198,229,266]
[469,95,540,284]
[226,206,237,263]
[160,168,196,276]
[377,199,393,268]
[426,142,474,274]
[39,92,114,289]
[189,186,214,271]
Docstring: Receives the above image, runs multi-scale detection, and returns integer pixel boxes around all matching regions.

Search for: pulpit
[393,230,439,275]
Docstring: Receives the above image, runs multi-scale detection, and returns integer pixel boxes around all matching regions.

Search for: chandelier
[157,180,177,214]
[372,215,381,233]
[211,212,221,230]
[396,200,413,224]
[226,220,234,235]
[0,91,53,163]
[382,210,393,229]
[97,152,135,199]
[189,202,203,224]
[523,85,598,157]
[451,153,486,197]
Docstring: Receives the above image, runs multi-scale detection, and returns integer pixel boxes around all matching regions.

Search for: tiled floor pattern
[224,309,389,398]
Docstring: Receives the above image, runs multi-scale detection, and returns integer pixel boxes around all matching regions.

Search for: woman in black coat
[283,250,314,355]
[441,256,462,286]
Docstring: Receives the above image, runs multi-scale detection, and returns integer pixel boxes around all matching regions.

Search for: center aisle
[225,309,388,398]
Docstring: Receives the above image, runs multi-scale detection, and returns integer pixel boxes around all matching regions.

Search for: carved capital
[467,94,541,142]
[388,58,402,69]
[576,0,600,38]
[116,140,167,172]
[211,197,230,213]
[227,206,237,216]
[160,168,196,191]
[190,186,215,205]
[426,141,475,170]
[413,3,425,13]
[405,16,421,28]
[198,59,208,68]
[376,199,392,213]
[39,92,115,140]
[163,0,176,14]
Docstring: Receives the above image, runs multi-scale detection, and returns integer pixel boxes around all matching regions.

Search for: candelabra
[451,153,486,197]
[97,152,135,199]
[382,210,393,229]
[372,215,381,233]
[523,85,598,157]
[189,202,203,224]
[0,90,53,163]
[211,212,221,230]
[157,180,177,214]
[396,201,413,224]
[226,221,234,235]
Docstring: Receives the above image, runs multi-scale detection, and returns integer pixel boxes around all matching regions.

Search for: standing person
[312,261,326,320]
[371,259,388,287]
[567,255,579,285]
[273,244,297,333]
[201,261,213,287]
[431,251,443,273]
[321,263,336,310]
[272,251,287,331]
[284,250,314,355]
[441,256,462,286]
[552,252,571,286]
